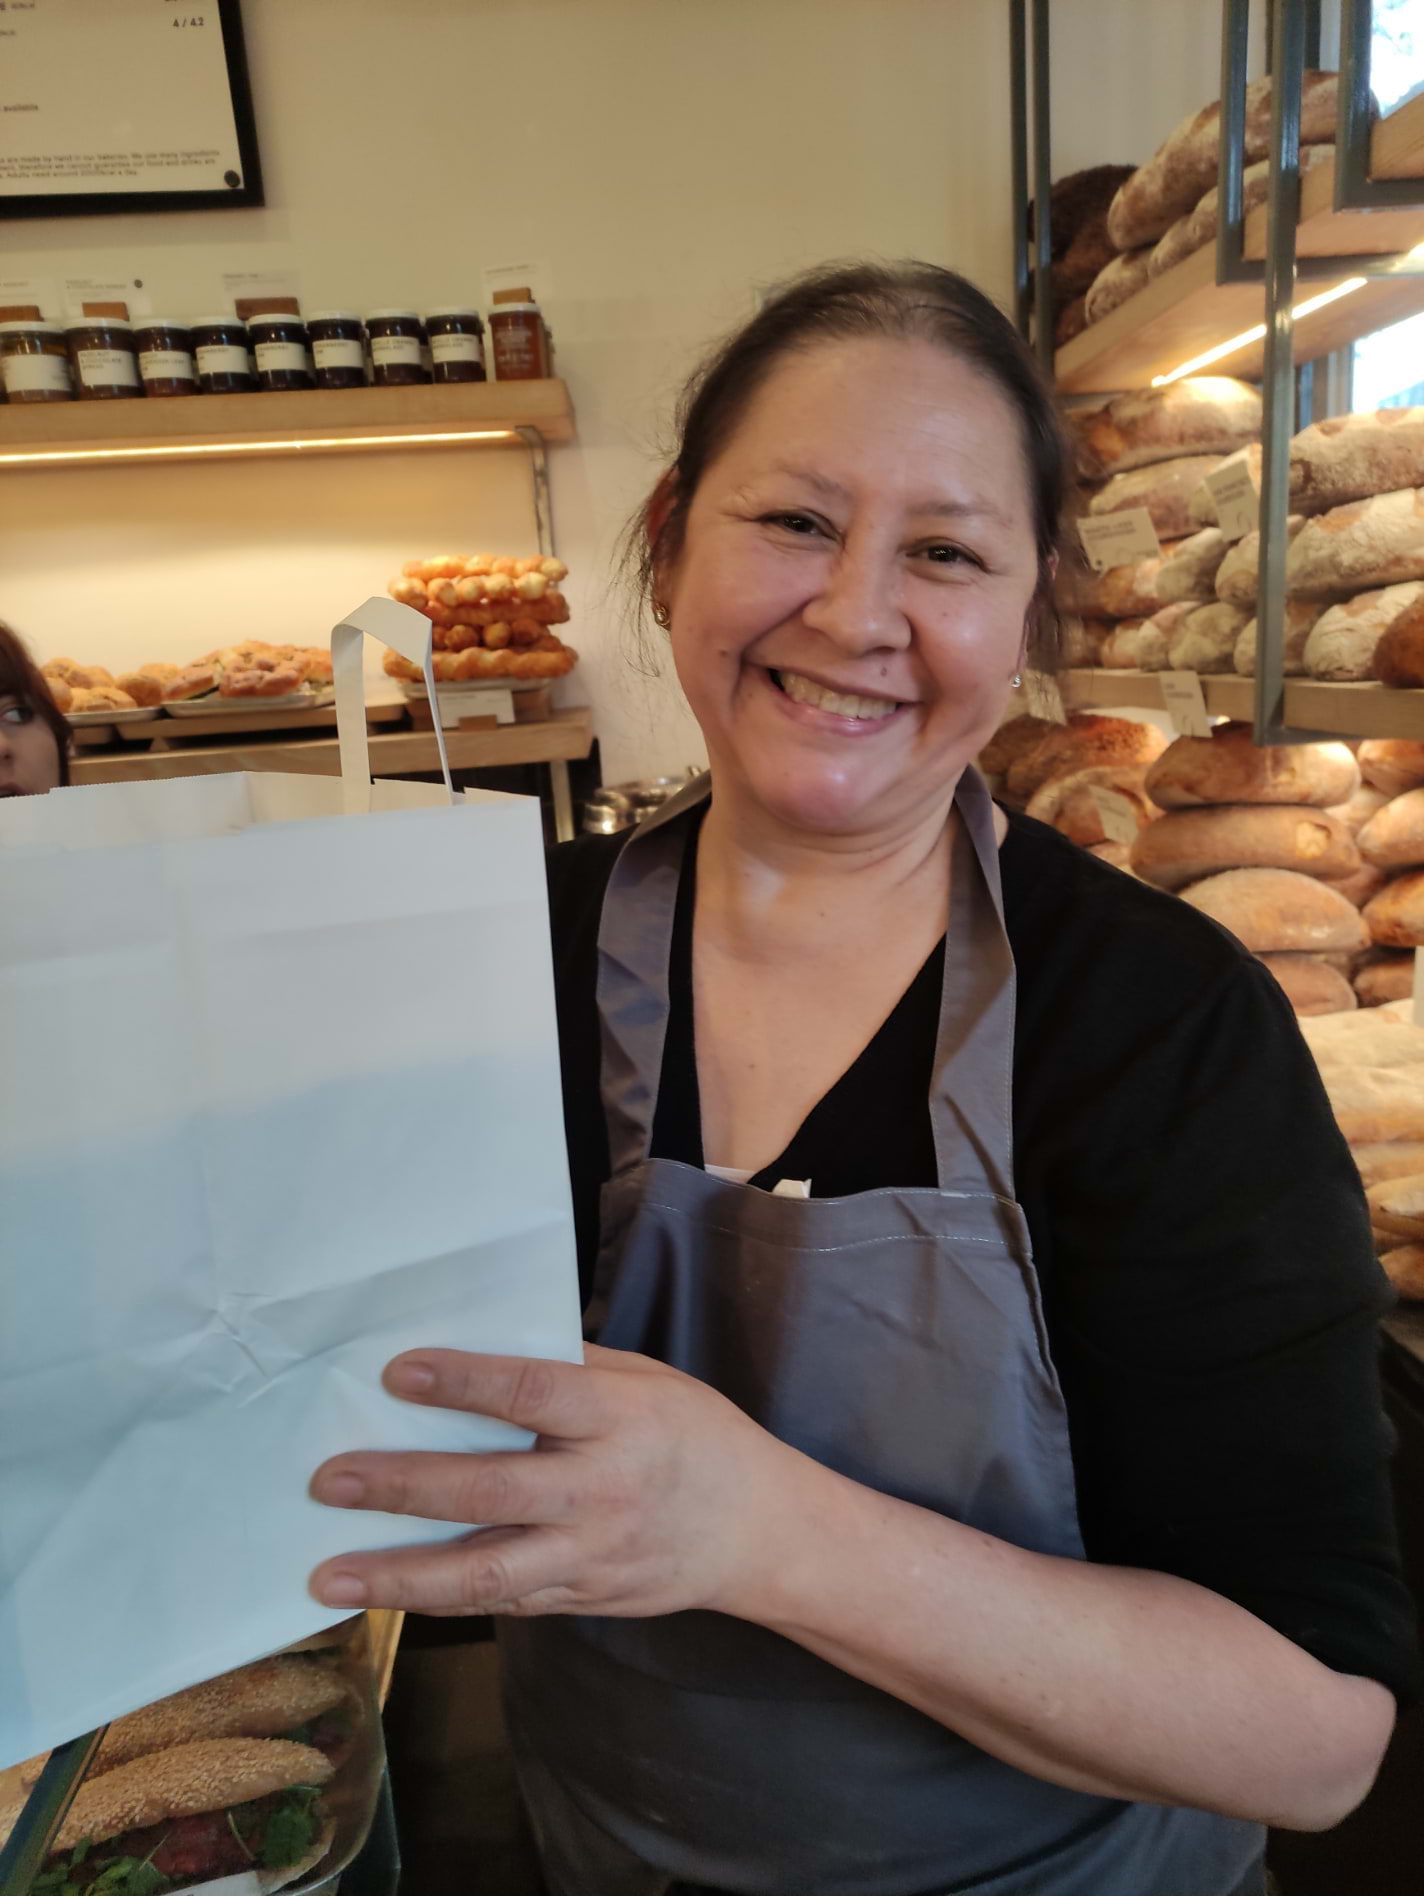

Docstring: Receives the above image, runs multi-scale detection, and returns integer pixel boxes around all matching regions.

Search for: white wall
[2,0,1229,781]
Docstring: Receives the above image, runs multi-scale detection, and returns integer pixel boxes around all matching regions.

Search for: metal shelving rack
[1010,0,1424,746]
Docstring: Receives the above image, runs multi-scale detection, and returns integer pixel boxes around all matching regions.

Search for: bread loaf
[1004,712,1169,803]
[1358,789,1424,871]
[1303,581,1424,680]
[1258,952,1357,1016]
[1371,590,1424,686]
[1084,248,1154,325]
[1024,763,1158,847]
[1359,738,1424,796]
[1086,839,1135,871]
[1137,604,1191,670]
[1076,545,1185,620]
[1146,722,1359,808]
[1190,442,1262,528]
[1099,620,1149,668]
[1286,489,1424,599]
[1167,600,1250,672]
[1323,1063,1424,1143]
[1291,408,1424,515]
[1179,866,1370,953]
[978,713,1059,779]
[1381,1243,1424,1299]
[1088,455,1228,540]
[1130,805,1359,891]
[1071,379,1261,479]
[1355,953,1414,1007]
[1233,600,1322,676]
[1302,1003,1424,1065]
[1365,870,1424,947]
[1149,148,1334,278]
[1324,861,1389,909]
[1366,1172,1424,1242]
[1328,783,1392,833]
[1157,527,1230,602]
[1351,1139,1424,1183]
[1216,517,1307,607]
[1107,73,1338,249]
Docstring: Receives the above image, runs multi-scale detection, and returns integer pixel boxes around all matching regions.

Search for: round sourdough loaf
[1355,952,1415,1007]
[1130,805,1359,890]
[1359,789,1424,870]
[1004,713,1168,803]
[1025,763,1158,846]
[1145,723,1359,808]
[1257,952,1357,1016]
[1364,870,1424,947]
[1178,866,1370,952]
[1070,379,1261,479]
[1359,739,1424,796]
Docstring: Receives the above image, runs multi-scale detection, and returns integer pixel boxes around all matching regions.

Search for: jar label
[196,343,249,376]
[432,334,483,363]
[313,336,364,371]
[76,347,139,388]
[3,353,70,394]
[140,349,196,383]
[371,334,422,367]
[255,340,310,374]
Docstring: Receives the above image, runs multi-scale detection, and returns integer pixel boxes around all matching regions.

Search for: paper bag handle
[331,598,454,814]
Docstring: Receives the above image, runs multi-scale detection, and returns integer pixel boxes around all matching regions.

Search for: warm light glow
[1150,277,1369,385]
[0,428,516,467]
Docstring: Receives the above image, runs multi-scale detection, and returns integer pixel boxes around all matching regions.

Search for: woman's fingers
[310,1449,573,1527]
[383,1349,609,1438]
[309,1524,573,1614]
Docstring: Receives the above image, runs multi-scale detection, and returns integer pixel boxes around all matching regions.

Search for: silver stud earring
[1010,672,1023,689]
[651,601,671,628]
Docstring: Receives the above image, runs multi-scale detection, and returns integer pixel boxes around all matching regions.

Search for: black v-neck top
[546,807,1422,1704]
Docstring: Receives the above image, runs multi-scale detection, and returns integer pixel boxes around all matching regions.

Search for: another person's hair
[0,620,72,786]
[628,259,1076,673]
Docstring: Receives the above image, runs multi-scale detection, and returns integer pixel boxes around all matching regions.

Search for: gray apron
[501,768,1264,1896]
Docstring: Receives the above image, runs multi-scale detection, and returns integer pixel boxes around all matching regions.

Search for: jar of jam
[250,314,314,392]
[366,310,429,387]
[488,291,550,381]
[0,320,74,403]
[308,312,366,389]
[193,316,254,393]
[134,319,197,397]
[66,317,144,400]
[426,308,487,383]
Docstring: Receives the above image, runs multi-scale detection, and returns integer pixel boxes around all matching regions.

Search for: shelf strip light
[0,427,516,468]
[1150,277,1368,386]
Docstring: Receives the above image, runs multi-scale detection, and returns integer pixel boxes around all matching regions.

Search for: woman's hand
[308,1345,811,1620]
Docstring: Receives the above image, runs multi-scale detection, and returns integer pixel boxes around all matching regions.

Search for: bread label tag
[1160,670,1212,737]
[1087,785,1141,845]
[1205,461,1259,541]
[1076,508,1162,574]
[1413,949,1424,1029]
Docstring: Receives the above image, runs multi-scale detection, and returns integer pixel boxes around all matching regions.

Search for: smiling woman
[311,263,1419,1896]
[0,620,69,797]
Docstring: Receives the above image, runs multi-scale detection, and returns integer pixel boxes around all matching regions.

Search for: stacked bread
[1066,380,1261,668]
[1299,1001,1424,1298]
[1129,724,1369,1016]
[980,711,1167,865]
[1076,74,1338,335]
[385,552,578,683]
[1343,738,1424,1007]
[1033,165,1136,349]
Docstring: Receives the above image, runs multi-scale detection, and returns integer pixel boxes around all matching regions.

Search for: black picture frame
[1,0,264,221]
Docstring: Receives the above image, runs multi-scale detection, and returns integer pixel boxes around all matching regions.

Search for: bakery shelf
[1063,668,1424,740]
[0,379,575,469]
[1056,92,1424,394]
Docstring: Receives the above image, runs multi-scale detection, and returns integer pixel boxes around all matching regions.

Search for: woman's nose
[800,548,909,654]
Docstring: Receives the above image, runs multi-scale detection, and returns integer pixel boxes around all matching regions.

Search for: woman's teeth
[775,669,899,720]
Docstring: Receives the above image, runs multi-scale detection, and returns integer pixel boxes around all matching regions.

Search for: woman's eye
[919,543,980,569]
[763,511,825,537]
[0,703,32,726]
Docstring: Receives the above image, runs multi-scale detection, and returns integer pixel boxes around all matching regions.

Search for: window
[1350,1,1424,409]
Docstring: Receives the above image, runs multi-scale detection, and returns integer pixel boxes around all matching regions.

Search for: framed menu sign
[0,0,263,219]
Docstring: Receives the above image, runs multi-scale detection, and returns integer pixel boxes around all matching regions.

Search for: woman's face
[0,691,63,797]
[663,336,1043,839]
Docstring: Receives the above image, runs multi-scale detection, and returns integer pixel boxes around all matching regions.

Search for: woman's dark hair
[627,259,1076,673]
[0,620,72,787]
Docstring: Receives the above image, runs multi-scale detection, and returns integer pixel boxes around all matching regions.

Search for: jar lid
[489,301,540,316]
[66,316,133,331]
[249,311,305,328]
[192,314,248,330]
[0,319,62,334]
[426,306,483,320]
[308,310,363,323]
[366,308,421,321]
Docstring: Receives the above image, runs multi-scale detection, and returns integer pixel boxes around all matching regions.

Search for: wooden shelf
[68,705,594,785]
[1063,668,1424,740]
[0,379,574,469]
[1057,93,1424,394]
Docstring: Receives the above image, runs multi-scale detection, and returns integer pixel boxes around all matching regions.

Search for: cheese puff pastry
[419,555,467,581]
[509,617,543,647]
[539,558,568,582]
[433,652,463,682]
[426,578,460,609]
[483,621,513,650]
[454,575,486,604]
[433,623,482,652]
[483,573,514,601]
[514,556,544,577]
[514,571,549,601]
[390,577,427,606]
[463,554,495,576]
[490,556,519,577]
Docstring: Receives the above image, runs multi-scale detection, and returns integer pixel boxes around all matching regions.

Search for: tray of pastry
[0,1614,397,1896]
[164,691,336,719]
[67,706,164,728]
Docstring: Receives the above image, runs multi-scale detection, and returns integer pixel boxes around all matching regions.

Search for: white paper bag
[0,600,583,1769]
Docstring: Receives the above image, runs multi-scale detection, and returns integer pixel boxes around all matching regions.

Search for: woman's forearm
[736,1456,1395,1831]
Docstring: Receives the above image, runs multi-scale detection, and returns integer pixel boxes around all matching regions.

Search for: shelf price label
[1204,459,1260,541]
[1087,785,1141,846]
[1076,508,1161,574]
[1160,670,1212,737]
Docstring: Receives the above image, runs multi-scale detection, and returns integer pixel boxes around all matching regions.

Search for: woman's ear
[645,469,678,554]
